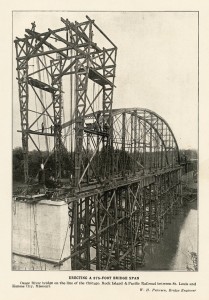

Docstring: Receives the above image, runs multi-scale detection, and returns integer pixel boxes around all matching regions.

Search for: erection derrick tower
[15,16,117,186]
[15,16,119,270]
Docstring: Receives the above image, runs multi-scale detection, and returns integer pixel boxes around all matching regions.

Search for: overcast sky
[13,11,198,150]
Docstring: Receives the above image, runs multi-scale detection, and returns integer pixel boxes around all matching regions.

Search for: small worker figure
[31,21,36,31]
[85,123,93,130]
[50,125,53,134]
[38,163,45,185]
[93,121,99,131]
[103,122,109,133]
[41,122,44,133]
[21,70,27,82]
[97,111,101,119]
[96,111,101,131]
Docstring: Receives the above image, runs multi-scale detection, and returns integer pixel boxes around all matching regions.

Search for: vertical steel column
[127,185,135,269]
[133,110,137,175]
[154,176,160,241]
[110,115,114,177]
[130,114,133,161]
[94,194,101,270]
[171,138,174,167]
[168,130,171,166]
[74,21,92,187]
[102,48,117,179]
[148,184,152,239]
[51,57,63,179]
[114,190,120,268]
[143,112,147,172]
[138,117,141,167]
[161,122,164,168]
[165,127,168,167]
[122,112,126,177]
[125,187,129,268]
[86,133,90,184]
[136,183,145,265]
[149,114,153,171]
[84,196,91,269]
[159,174,164,235]
[72,200,78,269]
[156,118,159,168]
[15,40,29,182]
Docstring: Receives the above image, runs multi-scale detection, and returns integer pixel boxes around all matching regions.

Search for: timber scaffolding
[14,16,183,270]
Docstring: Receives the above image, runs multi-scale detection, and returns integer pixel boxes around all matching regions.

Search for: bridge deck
[68,166,180,201]
[14,166,181,203]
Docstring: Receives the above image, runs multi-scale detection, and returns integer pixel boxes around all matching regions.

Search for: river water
[138,200,198,271]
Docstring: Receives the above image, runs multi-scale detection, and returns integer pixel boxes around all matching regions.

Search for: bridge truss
[14,16,182,270]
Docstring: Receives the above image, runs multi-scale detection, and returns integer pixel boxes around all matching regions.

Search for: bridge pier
[12,200,71,270]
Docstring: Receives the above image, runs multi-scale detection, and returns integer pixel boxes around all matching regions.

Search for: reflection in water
[138,201,197,271]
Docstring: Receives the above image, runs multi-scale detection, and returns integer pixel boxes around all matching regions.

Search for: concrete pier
[12,199,71,270]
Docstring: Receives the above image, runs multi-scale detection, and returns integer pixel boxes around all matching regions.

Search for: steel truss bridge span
[60,106,181,191]
[63,108,182,270]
